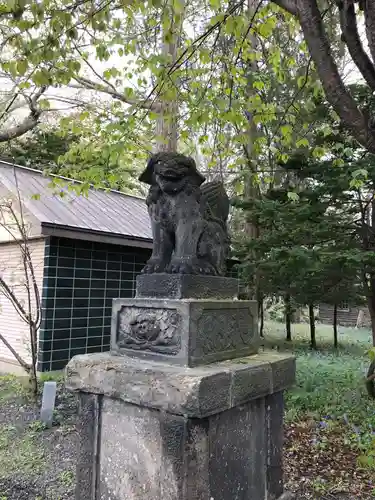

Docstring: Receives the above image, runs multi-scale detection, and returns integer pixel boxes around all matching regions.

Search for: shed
[0,161,153,373]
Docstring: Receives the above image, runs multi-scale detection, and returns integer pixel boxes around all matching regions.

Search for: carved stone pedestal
[66,274,295,500]
[66,352,295,500]
[111,298,258,366]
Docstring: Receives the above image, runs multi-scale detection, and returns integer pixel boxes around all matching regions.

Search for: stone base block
[66,352,295,500]
[135,273,239,299]
[110,297,258,367]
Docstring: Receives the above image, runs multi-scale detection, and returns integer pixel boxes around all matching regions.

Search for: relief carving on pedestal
[195,308,253,355]
[117,306,181,355]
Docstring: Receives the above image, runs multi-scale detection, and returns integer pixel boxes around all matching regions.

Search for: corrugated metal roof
[0,161,152,242]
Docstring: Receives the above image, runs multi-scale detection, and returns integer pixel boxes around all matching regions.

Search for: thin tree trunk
[29,368,38,397]
[367,292,375,346]
[0,332,31,372]
[243,0,261,299]
[285,293,292,341]
[309,303,317,349]
[333,304,338,349]
[369,200,375,346]
[29,324,38,396]
[259,297,264,338]
[155,0,184,152]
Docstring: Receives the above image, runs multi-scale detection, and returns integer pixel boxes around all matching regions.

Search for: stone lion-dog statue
[139,152,230,276]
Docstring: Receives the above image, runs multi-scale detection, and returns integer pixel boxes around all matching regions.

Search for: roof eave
[41,223,153,249]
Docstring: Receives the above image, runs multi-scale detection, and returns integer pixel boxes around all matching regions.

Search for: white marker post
[40,381,57,428]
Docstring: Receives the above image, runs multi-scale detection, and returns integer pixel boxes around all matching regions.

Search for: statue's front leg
[168,218,206,274]
[142,220,173,274]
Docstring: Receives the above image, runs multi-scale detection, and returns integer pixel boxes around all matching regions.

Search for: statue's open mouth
[159,171,184,180]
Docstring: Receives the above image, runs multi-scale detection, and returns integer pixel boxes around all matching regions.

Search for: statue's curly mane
[139,152,205,186]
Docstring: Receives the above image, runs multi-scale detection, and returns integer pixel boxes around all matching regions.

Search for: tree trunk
[29,324,38,397]
[309,303,316,349]
[29,369,38,398]
[367,291,375,346]
[285,293,292,341]
[272,0,375,153]
[333,303,338,349]
[259,297,264,338]
[154,0,184,152]
[243,0,261,299]
[366,199,375,346]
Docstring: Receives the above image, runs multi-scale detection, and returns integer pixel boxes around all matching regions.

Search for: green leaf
[297,75,307,89]
[209,0,220,8]
[296,138,309,148]
[38,99,50,110]
[253,80,265,91]
[173,0,185,14]
[332,158,345,167]
[16,59,28,76]
[287,192,299,202]
[352,168,368,179]
[79,111,89,121]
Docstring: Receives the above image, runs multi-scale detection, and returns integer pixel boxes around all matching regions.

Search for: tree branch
[0,332,31,372]
[271,0,298,16]
[293,0,375,152]
[0,86,47,143]
[9,174,41,328]
[71,77,163,113]
[0,114,40,142]
[339,1,375,91]
[363,0,375,68]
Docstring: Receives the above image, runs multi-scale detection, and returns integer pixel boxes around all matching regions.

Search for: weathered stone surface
[99,399,161,499]
[67,351,296,500]
[266,352,297,392]
[209,397,266,499]
[266,392,284,499]
[110,297,259,366]
[75,393,101,500]
[98,398,211,500]
[65,351,295,418]
[73,392,285,500]
[135,273,239,299]
[231,360,273,406]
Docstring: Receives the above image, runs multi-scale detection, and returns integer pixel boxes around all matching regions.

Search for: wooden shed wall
[318,303,371,327]
[0,239,45,371]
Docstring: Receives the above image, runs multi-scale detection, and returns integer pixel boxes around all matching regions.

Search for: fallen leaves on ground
[284,420,375,499]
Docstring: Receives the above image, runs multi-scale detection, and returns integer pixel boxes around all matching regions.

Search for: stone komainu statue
[139,152,230,276]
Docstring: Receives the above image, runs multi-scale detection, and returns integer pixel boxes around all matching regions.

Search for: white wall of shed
[0,238,45,372]
[0,183,42,244]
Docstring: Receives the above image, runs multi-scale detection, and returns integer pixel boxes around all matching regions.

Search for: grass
[0,370,69,489]
[264,321,375,489]
[262,322,371,423]
[0,375,32,403]
[263,321,375,495]
[0,371,64,403]
[0,423,45,479]
[58,469,75,487]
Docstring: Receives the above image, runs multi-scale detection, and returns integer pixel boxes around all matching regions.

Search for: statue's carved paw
[142,259,167,274]
[199,261,218,275]
[167,257,217,275]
